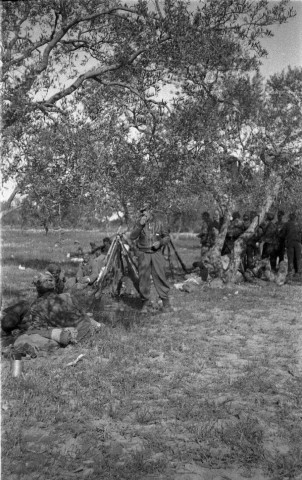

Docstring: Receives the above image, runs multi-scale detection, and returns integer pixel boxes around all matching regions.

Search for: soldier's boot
[161,297,173,313]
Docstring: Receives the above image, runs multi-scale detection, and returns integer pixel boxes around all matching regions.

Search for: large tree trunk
[202,205,233,278]
[226,175,282,283]
[0,186,21,220]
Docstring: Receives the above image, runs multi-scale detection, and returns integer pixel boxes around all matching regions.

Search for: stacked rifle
[95,233,187,297]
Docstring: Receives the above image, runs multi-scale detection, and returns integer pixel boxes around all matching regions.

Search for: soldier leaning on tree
[275,210,287,264]
[261,212,279,271]
[222,211,244,256]
[197,212,217,256]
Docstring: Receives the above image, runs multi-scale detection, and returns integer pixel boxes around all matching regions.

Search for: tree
[2,0,296,226]
[158,65,302,281]
[2,0,294,131]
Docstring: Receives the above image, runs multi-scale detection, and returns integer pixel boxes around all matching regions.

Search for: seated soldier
[18,272,98,345]
[90,237,112,256]
[46,263,66,294]
[101,237,112,254]
[1,269,58,334]
[76,251,106,289]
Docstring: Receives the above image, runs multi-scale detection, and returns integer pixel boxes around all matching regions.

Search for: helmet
[46,263,61,276]
[33,272,55,294]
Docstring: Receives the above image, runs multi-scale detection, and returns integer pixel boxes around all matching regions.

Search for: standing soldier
[197,212,216,256]
[242,213,255,270]
[261,212,278,271]
[222,212,243,256]
[130,202,172,313]
[275,210,286,264]
[284,213,302,279]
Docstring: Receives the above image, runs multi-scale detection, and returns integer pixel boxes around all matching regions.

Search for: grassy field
[1,228,302,480]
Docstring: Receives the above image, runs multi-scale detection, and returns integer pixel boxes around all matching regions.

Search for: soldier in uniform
[284,213,302,278]
[101,237,112,254]
[76,251,106,289]
[222,212,243,256]
[46,263,66,294]
[275,210,286,264]
[242,213,255,270]
[90,237,112,256]
[130,202,172,313]
[261,212,278,271]
[197,212,216,255]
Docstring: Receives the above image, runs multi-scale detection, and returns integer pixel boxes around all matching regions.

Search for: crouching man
[130,202,172,313]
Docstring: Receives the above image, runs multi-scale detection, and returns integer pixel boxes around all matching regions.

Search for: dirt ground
[1,229,302,479]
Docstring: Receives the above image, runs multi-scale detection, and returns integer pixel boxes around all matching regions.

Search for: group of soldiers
[1,236,113,338]
[3,203,301,353]
[1,203,173,351]
[198,209,302,279]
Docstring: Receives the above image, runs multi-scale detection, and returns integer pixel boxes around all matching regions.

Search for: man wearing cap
[130,202,172,313]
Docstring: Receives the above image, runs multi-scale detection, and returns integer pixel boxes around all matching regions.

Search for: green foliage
[2,0,299,226]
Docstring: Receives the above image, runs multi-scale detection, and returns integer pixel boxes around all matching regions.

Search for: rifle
[95,233,140,296]
[169,239,188,273]
[118,234,140,293]
[96,235,119,289]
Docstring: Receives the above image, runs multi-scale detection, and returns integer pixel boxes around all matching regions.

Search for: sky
[154,1,302,101]
[260,1,302,78]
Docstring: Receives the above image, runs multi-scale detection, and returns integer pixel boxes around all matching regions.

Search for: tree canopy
[2,0,300,230]
[3,0,295,128]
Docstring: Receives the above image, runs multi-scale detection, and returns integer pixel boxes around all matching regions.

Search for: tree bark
[202,207,232,278]
[0,186,20,220]
[226,175,282,283]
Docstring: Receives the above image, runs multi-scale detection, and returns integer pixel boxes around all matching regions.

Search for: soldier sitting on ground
[75,250,106,290]
[90,237,112,256]
[46,263,66,294]
[7,272,101,357]
[1,268,60,335]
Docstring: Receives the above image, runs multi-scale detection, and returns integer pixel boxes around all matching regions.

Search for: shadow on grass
[73,293,143,329]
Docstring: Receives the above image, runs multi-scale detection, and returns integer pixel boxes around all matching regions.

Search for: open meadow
[1,228,302,480]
